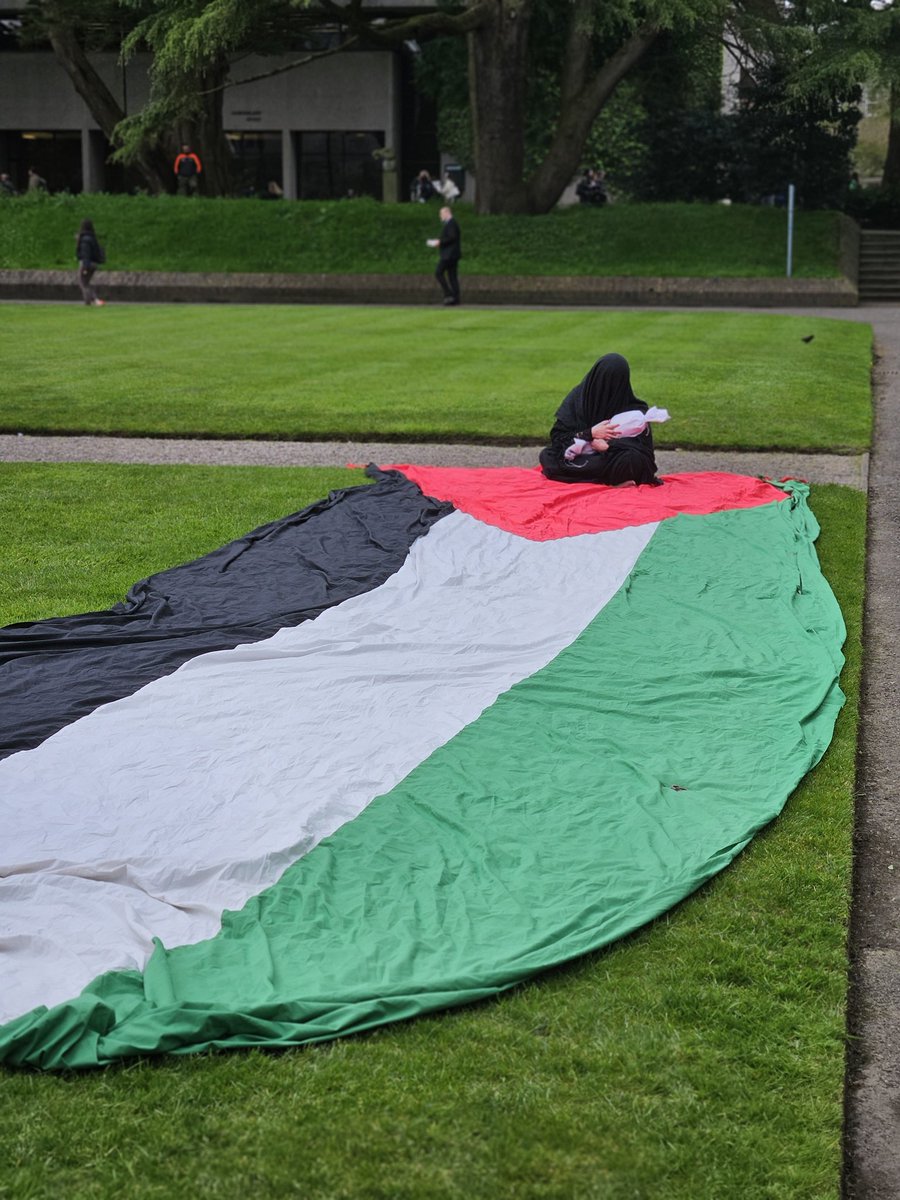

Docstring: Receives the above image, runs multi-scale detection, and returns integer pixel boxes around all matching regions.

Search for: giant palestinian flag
[0,467,845,1070]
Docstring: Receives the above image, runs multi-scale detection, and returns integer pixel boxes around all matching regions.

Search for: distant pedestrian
[427,205,462,306]
[411,170,437,203]
[575,168,607,206]
[174,144,202,196]
[0,172,16,197]
[27,167,47,193]
[75,218,106,307]
[440,171,461,202]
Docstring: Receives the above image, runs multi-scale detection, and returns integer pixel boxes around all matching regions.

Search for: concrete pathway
[1,301,897,1196]
[707,303,900,1200]
[0,432,870,491]
[839,308,900,1200]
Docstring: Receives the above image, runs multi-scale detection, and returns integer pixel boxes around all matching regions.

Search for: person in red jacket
[174,144,202,196]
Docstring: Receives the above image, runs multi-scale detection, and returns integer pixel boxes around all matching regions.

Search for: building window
[226,132,283,198]
[297,131,384,200]
[0,131,81,193]
[0,18,23,50]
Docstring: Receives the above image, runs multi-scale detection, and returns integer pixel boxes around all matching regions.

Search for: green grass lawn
[0,463,865,1200]
[0,192,844,278]
[3,306,872,451]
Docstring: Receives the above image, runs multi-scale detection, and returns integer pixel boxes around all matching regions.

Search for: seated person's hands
[590,420,620,452]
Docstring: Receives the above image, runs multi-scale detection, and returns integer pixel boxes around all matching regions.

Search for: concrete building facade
[0,13,448,201]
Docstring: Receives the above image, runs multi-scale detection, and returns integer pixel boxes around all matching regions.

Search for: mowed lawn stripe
[2,305,871,450]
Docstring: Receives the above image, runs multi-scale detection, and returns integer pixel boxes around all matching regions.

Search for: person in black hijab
[539,353,660,486]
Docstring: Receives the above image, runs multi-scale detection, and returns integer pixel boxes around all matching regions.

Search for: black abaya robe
[539,353,659,485]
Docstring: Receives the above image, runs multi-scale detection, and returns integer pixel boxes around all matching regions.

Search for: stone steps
[859,230,900,299]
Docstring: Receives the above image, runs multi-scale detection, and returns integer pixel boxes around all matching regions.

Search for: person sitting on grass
[539,353,663,486]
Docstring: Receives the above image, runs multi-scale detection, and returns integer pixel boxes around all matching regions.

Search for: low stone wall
[0,268,859,307]
[839,213,861,287]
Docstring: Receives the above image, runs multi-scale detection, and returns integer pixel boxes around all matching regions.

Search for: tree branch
[575,22,661,117]
[200,0,492,93]
[343,0,493,46]
[203,35,359,93]
[526,22,660,211]
[559,0,594,109]
[41,4,172,193]
[44,14,124,138]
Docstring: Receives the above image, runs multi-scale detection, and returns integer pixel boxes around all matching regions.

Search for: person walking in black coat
[428,206,462,306]
[75,218,106,307]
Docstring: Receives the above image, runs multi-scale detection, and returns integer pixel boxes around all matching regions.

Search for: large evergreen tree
[34,0,874,210]
[35,0,732,210]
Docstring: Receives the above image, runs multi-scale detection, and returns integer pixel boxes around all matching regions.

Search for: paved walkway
[2,301,897,1196]
[837,306,900,1200]
[0,433,871,491]
[689,304,900,1200]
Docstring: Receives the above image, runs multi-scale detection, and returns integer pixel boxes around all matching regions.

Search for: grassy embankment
[0,191,844,278]
[2,306,871,450]
[0,461,865,1199]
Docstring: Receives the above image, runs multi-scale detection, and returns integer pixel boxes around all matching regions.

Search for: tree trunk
[180,60,232,197]
[45,16,171,194]
[882,81,900,195]
[466,0,658,214]
[467,0,533,214]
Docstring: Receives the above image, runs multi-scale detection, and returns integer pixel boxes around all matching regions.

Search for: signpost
[786,183,796,278]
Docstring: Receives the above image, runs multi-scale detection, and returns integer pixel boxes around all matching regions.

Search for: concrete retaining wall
[0,268,859,307]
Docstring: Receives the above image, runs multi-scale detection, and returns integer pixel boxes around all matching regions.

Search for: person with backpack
[174,144,202,196]
[75,218,106,307]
